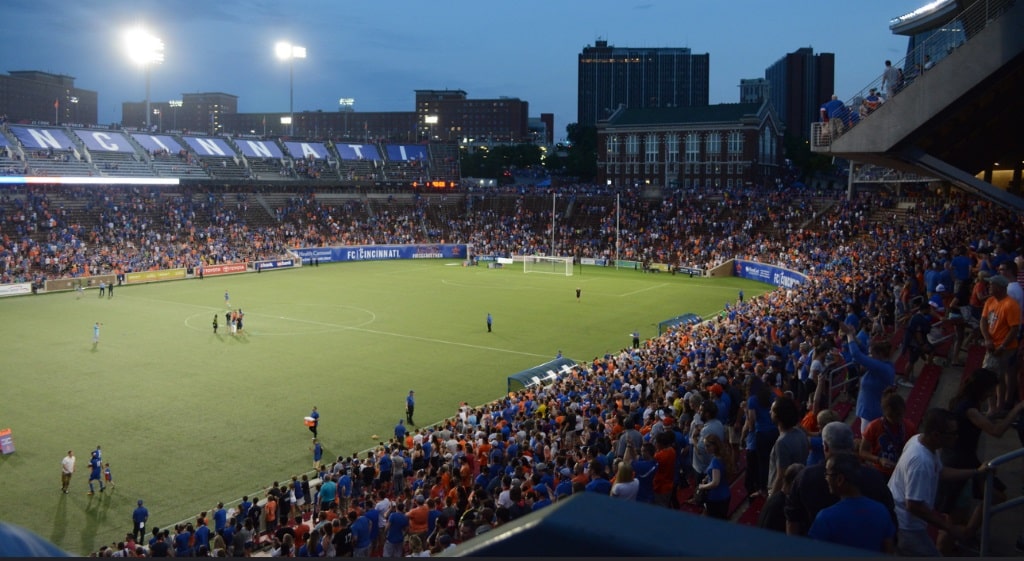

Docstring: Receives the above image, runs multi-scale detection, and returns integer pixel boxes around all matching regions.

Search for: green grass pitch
[0,260,768,554]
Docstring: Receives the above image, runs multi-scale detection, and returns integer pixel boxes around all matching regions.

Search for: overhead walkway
[812,0,1024,210]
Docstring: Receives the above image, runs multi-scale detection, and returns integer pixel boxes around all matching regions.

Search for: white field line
[619,283,667,297]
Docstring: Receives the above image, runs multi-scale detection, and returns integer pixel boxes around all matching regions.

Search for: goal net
[523,255,574,276]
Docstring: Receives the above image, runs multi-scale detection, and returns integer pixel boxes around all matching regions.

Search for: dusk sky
[4,0,929,139]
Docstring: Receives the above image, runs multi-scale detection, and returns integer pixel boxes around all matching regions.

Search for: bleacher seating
[202,157,251,181]
[89,151,155,178]
[246,157,292,181]
[150,152,211,179]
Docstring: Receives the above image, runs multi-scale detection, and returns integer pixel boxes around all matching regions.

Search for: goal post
[523,255,574,276]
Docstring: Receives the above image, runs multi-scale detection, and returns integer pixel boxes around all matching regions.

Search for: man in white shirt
[887,408,984,556]
[60,450,75,494]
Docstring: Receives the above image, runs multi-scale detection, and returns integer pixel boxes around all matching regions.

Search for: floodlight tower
[124,27,164,130]
[276,41,307,136]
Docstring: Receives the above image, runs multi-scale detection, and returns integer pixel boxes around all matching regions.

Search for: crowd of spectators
[46,179,1021,557]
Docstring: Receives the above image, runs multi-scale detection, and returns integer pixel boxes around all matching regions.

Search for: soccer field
[0,260,769,554]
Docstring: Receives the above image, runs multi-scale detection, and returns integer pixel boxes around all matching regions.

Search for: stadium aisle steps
[904,363,941,428]
[962,344,986,383]
[894,351,910,377]
[736,495,766,526]
[832,400,853,424]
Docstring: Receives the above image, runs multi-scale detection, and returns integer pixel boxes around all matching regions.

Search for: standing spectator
[132,500,149,543]
[651,431,677,507]
[193,516,211,553]
[173,524,193,557]
[697,433,734,519]
[785,422,894,537]
[406,391,416,425]
[407,495,429,540]
[383,501,409,557]
[901,300,938,387]
[691,400,726,491]
[318,475,337,512]
[767,396,808,497]
[395,419,407,443]
[743,376,777,498]
[610,462,639,501]
[887,408,983,556]
[840,323,895,433]
[624,442,657,504]
[807,452,896,553]
[349,510,371,557]
[584,460,612,495]
[264,492,278,533]
[60,450,75,494]
[212,502,228,535]
[980,275,1020,412]
[859,389,916,478]
[939,368,1024,543]
[819,95,847,140]
[631,329,640,349]
[882,60,900,99]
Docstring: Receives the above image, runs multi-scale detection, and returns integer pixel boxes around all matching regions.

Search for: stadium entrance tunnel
[506,357,577,394]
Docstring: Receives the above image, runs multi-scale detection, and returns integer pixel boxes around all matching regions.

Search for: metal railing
[812,0,1017,149]
[980,446,1024,555]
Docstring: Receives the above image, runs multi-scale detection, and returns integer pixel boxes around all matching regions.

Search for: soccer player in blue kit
[87,450,105,494]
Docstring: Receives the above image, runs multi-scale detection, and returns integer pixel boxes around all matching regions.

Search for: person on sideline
[132,500,149,543]
[486,313,492,333]
[406,391,416,425]
[308,406,319,438]
[60,450,75,494]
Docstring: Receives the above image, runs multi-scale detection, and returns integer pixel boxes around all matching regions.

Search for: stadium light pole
[125,27,164,131]
[276,41,306,137]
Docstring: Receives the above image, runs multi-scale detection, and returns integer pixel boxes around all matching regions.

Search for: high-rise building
[577,39,710,127]
[123,92,237,134]
[764,47,834,142]
[414,90,529,143]
[0,71,98,125]
[739,78,770,105]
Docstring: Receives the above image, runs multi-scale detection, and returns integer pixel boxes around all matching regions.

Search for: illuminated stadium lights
[124,27,164,131]
[275,41,307,136]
